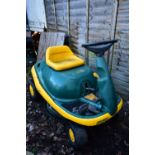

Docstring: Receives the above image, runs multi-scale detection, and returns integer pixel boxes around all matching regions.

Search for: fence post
[53,0,57,31]
[67,0,70,35]
[43,0,48,30]
[85,0,90,65]
[109,0,119,72]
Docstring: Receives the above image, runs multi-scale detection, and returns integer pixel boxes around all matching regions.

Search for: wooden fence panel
[88,0,117,66]
[44,0,56,30]
[55,0,68,32]
[111,0,129,99]
[43,0,129,99]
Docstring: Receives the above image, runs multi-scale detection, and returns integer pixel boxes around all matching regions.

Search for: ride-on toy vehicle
[28,40,123,147]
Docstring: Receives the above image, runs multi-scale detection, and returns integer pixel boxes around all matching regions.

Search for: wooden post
[85,0,90,65]
[53,0,57,31]
[67,0,70,35]
[43,0,48,30]
[109,0,119,72]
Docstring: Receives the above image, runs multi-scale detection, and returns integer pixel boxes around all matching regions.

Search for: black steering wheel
[82,40,117,56]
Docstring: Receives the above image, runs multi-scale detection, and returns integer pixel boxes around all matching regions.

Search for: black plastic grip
[82,40,117,48]
[81,40,118,56]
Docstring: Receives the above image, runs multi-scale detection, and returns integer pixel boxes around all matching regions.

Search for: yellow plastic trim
[46,46,85,71]
[29,85,34,97]
[116,98,123,113]
[85,93,97,101]
[31,66,123,126]
[69,129,75,143]
[93,72,100,79]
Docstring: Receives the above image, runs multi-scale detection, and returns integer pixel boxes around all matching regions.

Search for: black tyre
[46,103,66,123]
[46,103,61,118]
[67,123,88,148]
[28,79,39,100]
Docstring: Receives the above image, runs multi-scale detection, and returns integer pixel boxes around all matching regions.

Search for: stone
[26,151,34,155]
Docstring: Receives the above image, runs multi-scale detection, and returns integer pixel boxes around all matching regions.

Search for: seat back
[46,45,73,63]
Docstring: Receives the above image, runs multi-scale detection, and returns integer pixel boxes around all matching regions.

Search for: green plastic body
[96,57,117,113]
[34,56,119,117]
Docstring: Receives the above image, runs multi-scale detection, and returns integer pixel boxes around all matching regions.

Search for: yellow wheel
[28,79,39,100]
[29,84,34,97]
[69,128,75,143]
[67,124,88,148]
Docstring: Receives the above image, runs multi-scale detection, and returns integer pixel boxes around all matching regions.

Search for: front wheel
[28,79,39,100]
[67,123,88,148]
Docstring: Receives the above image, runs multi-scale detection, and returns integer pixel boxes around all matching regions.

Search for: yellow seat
[46,45,85,71]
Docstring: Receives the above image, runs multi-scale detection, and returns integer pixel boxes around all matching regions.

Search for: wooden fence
[43,0,129,99]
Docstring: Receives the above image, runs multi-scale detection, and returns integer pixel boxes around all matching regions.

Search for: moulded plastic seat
[46,45,85,71]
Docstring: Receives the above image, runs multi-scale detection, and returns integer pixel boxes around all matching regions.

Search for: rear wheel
[28,79,39,100]
[67,123,88,148]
